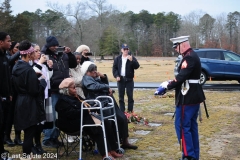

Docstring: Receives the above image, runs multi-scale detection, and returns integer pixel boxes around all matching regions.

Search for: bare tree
[47,1,90,48]
[178,11,205,48]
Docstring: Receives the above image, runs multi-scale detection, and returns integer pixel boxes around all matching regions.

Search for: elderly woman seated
[55,78,123,159]
[81,61,138,150]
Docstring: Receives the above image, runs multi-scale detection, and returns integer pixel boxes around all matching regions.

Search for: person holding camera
[112,44,140,113]
[40,36,77,148]
[75,44,93,65]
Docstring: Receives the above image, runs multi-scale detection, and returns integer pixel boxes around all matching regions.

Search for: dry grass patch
[5,57,240,160]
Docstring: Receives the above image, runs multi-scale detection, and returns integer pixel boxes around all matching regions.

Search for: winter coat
[12,60,47,130]
[41,46,77,92]
[0,49,12,98]
[69,64,85,99]
[82,75,114,115]
[55,94,94,133]
[0,49,12,125]
[112,54,140,79]
[82,75,109,100]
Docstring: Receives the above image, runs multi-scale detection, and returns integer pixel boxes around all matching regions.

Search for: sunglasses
[123,48,129,51]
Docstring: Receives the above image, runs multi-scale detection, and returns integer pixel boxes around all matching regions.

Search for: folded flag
[154,85,166,95]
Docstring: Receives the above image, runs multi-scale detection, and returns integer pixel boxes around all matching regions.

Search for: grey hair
[59,88,70,95]
[87,64,97,73]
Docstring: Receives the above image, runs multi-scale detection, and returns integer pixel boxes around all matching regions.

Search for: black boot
[34,144,47,155]
[3,135,15,147]
[14,132,23,145]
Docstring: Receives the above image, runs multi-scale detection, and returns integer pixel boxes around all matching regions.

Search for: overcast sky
[10,0,240,17]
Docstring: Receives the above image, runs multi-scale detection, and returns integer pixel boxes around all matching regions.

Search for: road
[109,82,240,90]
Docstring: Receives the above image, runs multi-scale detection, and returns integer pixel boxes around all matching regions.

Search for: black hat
[45,36,59,48]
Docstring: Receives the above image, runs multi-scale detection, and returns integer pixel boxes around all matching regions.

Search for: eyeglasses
[123,48,129,51]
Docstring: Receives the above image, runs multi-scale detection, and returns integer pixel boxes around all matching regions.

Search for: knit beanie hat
[45,36,59,48]
[81,61,94,75]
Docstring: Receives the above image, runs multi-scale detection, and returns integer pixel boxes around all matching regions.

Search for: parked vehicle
[174,48,240,85]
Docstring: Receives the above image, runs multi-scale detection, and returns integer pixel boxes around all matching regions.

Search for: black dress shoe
[14,138,23,145]
[182,156,197,160]
[42,140,59,148]
[34,144,47,155]
[121,144,138,150]
[4,139,15,147]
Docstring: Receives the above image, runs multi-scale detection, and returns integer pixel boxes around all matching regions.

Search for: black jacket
[0,49,13,98]
[167,49,205,105]
[41,46,77,92]
[0,49,12,125]
[55,95,94,133]
[112,54,140,79]
[12,60,47,130]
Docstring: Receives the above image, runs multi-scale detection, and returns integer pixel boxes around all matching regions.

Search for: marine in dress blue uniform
[161,36,205,160]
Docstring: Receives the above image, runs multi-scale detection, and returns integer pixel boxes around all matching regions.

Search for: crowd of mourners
[0,32,138,160]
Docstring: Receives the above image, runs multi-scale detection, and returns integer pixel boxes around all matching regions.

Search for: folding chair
[57,130,96,158]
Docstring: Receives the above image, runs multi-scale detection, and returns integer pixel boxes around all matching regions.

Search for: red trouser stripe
[181,105,188,156]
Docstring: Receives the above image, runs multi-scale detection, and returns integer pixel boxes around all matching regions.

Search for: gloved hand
[160,81,169,89]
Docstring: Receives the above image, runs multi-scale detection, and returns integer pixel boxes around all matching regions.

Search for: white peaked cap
[170,35,190,44]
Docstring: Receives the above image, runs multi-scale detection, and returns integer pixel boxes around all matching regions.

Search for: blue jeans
[42,93,60,142]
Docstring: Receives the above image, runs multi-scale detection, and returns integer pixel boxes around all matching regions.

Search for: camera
[84,52,93,56]
[56,46,65,54]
